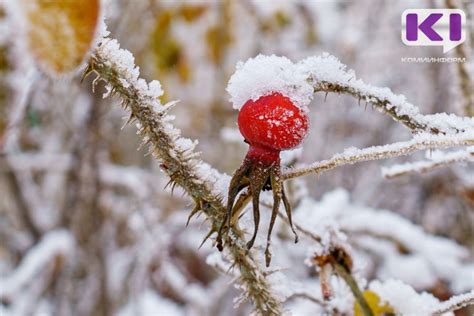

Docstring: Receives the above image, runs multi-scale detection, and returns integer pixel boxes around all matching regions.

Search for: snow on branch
[227,54,474,135]
[369,279,443,315]
[382,147,474,179]
[87,36,283,315]
[301,54,474,135]
[283,132,474,180]
[370,280,474,315]
[432,290,474,315]
[294,189,472,292]
[0,230,74,299]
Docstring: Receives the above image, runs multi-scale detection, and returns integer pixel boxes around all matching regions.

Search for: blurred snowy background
[0,0,473,315]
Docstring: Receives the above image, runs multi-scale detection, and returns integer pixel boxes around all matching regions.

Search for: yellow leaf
[150,10,190,83]
[21,0,100,75]
[354,290,395,316]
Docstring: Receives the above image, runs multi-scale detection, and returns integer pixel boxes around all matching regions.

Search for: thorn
[164,179,174,190]
[226,261,237,274]
[92,75,101,93]
[163,100,180,111]
[186,202,201,226]
[122,114,135,129]
[265,247,272,267]
[324,92,328,102]
[199,228,215,249]
[171,181,177,194]
[81,64,94,83]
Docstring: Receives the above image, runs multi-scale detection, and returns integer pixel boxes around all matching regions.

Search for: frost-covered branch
[0,230,74,299]
[301,54,474,135]
[294,189,472,295]
[382,147,474,179]
[87,37,282,315]
[227,54,474,136]
[370,280,474,316]
[1,155,41,241]
[283,132,474,180]
[432,290,474,315]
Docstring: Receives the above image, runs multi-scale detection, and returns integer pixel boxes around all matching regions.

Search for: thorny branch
[87,38,282,315]
[311,80,470,135]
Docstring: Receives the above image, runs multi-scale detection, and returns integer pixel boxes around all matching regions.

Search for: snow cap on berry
[227,54,313,111]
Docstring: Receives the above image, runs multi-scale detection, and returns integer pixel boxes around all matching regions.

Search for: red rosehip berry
[217,92,308,266]
[238,93,309,164]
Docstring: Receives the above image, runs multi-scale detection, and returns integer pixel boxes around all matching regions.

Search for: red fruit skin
[238,93,309,163]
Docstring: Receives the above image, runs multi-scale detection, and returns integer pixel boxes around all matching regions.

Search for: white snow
[118,290,184,316]
[0,230,74,298]
[369,279,449,316]
[206,252,232,272]
[295,189,472,292]
[226,54,314,111]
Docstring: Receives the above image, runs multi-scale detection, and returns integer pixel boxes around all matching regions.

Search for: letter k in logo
[406,13,443,41]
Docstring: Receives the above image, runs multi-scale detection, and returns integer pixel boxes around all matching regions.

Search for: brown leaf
[21,0,101,75]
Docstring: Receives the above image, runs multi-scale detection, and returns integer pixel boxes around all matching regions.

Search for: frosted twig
[312,80,472,135]
[0,230,74,298]
[382,148,474,179]
[0,154,41,241]
[283,132,474,180]
[432,290,474,315]
[88,37,282,315]
[300,54,474,135]
[228,53,474,135]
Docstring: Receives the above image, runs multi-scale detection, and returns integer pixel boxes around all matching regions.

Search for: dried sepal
[310,245,353,273]
[216,155,294,267]
[320,263,333,300]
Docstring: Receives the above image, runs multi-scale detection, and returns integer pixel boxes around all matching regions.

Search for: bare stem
[333,263,373,316]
